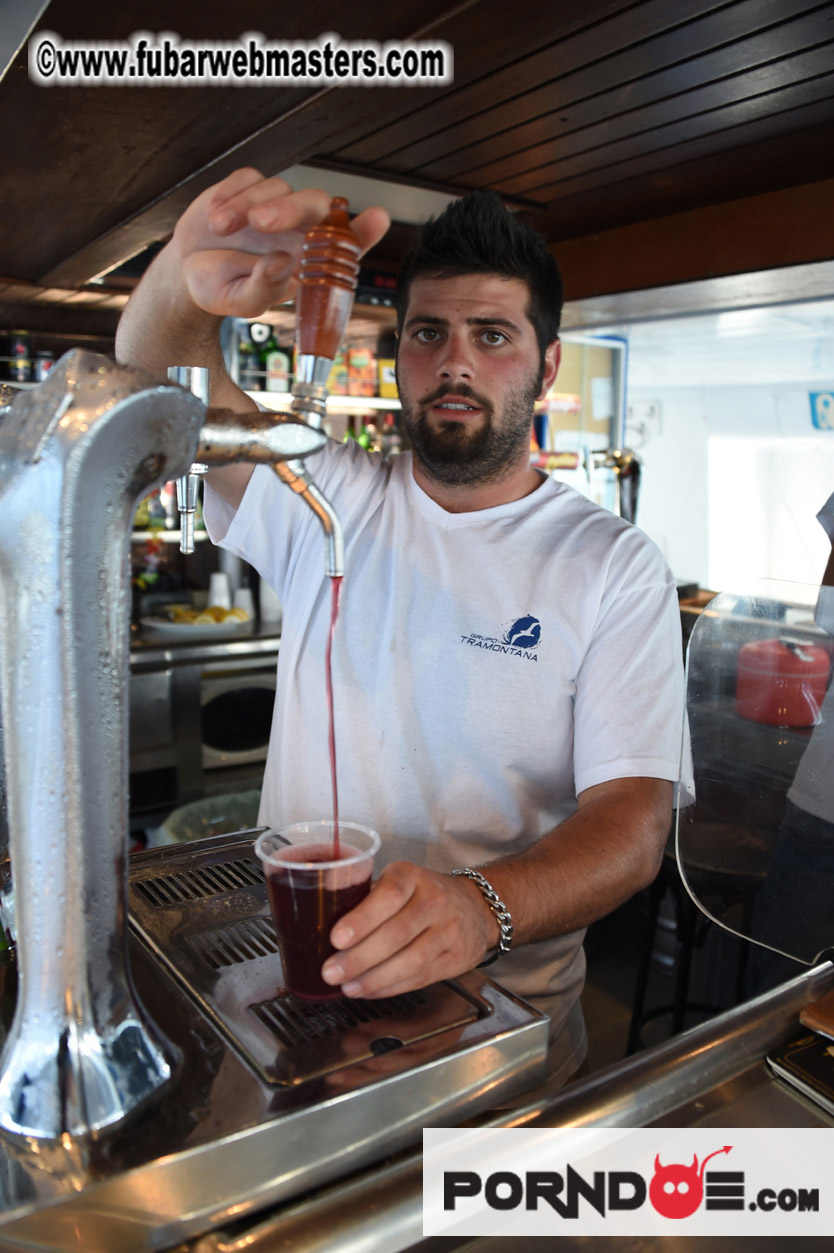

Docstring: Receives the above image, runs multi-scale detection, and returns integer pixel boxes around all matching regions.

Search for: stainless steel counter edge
[130,630,281,670]
[187,962,834,1253]
[0,1024,546,1253]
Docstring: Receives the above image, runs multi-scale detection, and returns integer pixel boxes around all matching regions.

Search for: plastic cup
[255,821,379,1000]
[208,571,231,609]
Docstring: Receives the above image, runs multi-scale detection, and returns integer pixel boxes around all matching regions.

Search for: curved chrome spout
[194,407,339,575]
[273,457,345,578]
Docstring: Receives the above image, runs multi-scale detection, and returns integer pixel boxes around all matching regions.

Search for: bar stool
[627,823,772,1053]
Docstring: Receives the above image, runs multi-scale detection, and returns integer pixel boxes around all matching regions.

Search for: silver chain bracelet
[451,867,513,967]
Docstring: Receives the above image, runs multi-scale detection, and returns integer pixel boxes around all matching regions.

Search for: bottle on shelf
[347,345,377,397]
[264,338,291,392]
[34,350,55,382]
[4,330,32,383]
[236,322,261,390]
[380,413,402,458]
[356,419,380,451]
[327,349,349,395]
[377,327,398,400]
[378,358,398,399]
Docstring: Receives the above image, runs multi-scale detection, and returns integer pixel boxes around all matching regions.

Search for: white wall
[613,302,834,591]
[624,387,709,582]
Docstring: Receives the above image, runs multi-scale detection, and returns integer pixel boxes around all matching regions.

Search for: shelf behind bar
[246,391,401,413]
[131,530,209,543]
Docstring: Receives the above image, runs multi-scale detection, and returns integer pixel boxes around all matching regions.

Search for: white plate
[140,616,250,638]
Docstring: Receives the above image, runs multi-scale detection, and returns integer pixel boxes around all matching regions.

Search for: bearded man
[117,170,690,1087]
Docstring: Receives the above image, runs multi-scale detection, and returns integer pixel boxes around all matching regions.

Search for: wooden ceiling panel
[335,0,735,167]
[529,115,834,240]
[412,25,834,185]
[0,0,833,310]
[511,92,834,203]
[475,73,834,203]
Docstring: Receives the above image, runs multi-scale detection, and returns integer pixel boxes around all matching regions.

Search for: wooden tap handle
[296,198,361,362]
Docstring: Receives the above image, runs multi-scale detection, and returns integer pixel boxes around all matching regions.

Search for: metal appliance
[0,204,550,1246]
[200,659,277,770]
[128,633,282,828]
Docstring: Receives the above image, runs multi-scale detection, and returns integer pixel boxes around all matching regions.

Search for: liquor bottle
[236,323,260,390]
[327,349,349,395]
[380,413,402,458]
[356,419,379,451]
[6,330,32,383]
[264,340,291,392]
[248,321,272,391]
[34,351,55,382]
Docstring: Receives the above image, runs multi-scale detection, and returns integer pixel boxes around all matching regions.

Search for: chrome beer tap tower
[0,200,359,1139]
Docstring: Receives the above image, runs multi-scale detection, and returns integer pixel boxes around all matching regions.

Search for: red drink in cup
[255,821,379,1000]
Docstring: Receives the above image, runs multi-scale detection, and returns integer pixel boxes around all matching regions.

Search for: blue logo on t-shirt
[503,615,541,649]
[459,615,541,662]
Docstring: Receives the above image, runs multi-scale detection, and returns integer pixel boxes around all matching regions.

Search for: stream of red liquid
[325,574,343,858]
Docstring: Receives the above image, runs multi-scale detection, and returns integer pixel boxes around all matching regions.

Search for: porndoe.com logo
[423,1129,829,1237]
[460,615,541,662]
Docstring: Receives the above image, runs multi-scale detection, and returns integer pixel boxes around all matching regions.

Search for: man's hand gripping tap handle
[173,197,360,576]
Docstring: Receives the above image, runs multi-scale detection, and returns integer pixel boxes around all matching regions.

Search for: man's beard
[399,375,542,487]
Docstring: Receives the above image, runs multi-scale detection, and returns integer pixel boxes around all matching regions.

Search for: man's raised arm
[115,168,389,509]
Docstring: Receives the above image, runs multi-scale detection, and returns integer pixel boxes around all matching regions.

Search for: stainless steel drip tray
[0,834,547,1252]
[128,831,533,1093]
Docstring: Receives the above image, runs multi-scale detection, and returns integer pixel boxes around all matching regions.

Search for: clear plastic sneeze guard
[678,578,834,976]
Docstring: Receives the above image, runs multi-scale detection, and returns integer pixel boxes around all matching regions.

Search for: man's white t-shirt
[205,441,688,1084]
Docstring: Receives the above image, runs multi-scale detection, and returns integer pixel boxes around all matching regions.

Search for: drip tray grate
[187,916,280,968]
[129,834,482,1087]
[134,856,263,907]
[251,989,428,1047]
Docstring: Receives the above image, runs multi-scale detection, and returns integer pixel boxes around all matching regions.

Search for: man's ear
[538,339,561,400]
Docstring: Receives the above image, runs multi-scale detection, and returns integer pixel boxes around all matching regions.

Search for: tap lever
[293,198,361,429]
[296,198,361,361]
[168,367,211,553]
[175,462,208,553]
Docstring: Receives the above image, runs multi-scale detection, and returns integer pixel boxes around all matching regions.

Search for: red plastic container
[736,638,831,727]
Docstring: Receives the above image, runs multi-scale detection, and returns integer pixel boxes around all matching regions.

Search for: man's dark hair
[395,191,563,362]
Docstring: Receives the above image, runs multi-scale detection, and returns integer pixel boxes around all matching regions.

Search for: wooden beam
[0,300,121,340]
[560,259,834,330]
[550,178,834,300]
